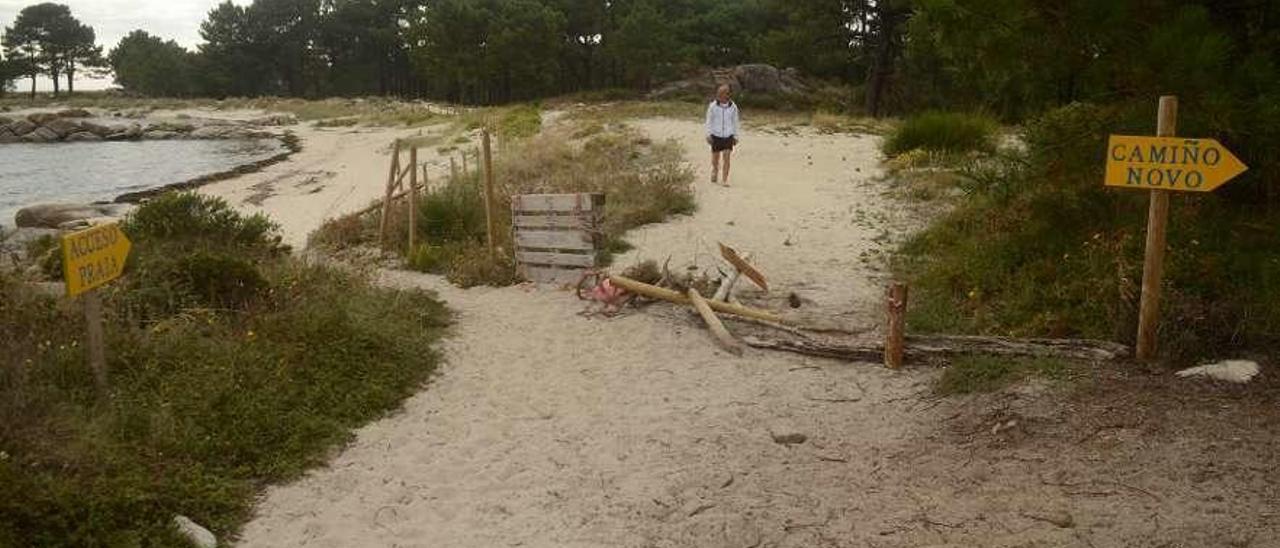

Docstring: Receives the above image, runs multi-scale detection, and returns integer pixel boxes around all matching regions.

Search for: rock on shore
[13,203,134,229]
[1,110,289,145]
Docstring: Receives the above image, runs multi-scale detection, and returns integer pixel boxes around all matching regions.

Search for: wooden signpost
[61,222,132,395]
[1105,96,1248,360]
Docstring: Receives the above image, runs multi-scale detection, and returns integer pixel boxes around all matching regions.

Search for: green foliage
[0,195,450,545]
[109,30,197,97]
[1,2,101,96]
[883,111,998,157]
[122,192,281,251]
[936,356,1069,395]
[497,104,542,139]
[898,102,1280,361]
[445,246,519,288]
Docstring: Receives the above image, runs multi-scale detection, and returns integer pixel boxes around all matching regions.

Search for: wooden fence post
[378,139,400,248]
[408,146,419,254]
[885,282,908,369]
[1135,96,1177,361]
[482,130,497,254]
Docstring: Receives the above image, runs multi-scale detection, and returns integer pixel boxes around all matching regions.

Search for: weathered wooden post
[407,146,419,254]
[885,282,908,369]
[482,129,497,254]
[1134,96,1176,361]
[83,290,107,394]
[378,139,400,248]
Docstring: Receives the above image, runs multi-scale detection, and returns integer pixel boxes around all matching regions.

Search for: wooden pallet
[511,193,604,285]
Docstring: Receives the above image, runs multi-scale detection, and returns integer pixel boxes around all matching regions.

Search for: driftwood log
[741,334,1131,363]
[608,275,786,324]
[687,288,744,356]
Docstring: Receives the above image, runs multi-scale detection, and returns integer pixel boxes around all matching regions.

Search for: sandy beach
[210,114,1277,547]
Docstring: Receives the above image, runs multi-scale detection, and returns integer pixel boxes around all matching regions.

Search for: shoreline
[113,133,302,204]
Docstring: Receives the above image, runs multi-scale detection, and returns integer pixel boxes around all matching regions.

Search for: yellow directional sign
[1106,135,1247,192]
[61,223,131,297]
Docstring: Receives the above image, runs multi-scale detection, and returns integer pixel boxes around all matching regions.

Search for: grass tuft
[936,356,1070,395]
[883,111,999,157]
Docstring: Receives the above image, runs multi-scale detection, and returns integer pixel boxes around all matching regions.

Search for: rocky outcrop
[650,64,812,100]
[65,131,104,142]
[14,203,133,229]
[43,118,82,138]
[22,127,60,143]
[2,111,290,145]
[8,118,37,136]
[106,124,144,141]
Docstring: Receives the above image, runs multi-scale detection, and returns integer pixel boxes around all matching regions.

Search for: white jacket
[705,100,739,138]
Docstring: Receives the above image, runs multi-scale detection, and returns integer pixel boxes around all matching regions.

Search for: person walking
[705,84,740,186]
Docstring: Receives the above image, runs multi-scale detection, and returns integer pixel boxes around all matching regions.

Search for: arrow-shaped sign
[1105,135,1247,192]
[62,222,131,297]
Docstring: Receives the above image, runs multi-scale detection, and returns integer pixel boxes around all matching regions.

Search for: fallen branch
[713,251,751,302]
[741,334,1130,363]
[719,242,768,291]
[608,275,785,324]
[688,288,744,356]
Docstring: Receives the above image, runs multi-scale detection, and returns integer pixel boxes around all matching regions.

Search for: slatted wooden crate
[511,193,605,285]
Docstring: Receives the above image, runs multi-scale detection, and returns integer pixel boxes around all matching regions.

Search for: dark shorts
[711,135,737,152]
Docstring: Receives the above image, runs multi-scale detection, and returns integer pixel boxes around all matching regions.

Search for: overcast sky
[1,0,243,91]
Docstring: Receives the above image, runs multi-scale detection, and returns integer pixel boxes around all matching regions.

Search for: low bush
[0,196,450,545]
[883,111,999,157]
[896,102,1280,361]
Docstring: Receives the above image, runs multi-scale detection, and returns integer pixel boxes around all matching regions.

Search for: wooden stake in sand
[407,146,419,254]
[482,129,497,254]
[607,275,785,324]
[378,139,401,248]
[688,288,744,356]
[885,282,908,369]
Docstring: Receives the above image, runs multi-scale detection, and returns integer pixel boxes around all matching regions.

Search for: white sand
[201,122,449,250]
[224,116,1267,547]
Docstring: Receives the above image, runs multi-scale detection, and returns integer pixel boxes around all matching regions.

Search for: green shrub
[0,206,450,545]
[123,192,282,252]
[446,246,520,288]
[883,111,999,156]
[172,251,267,310]
[896,102,1280,360]
[497,104,542,139]
[419,178,488,245]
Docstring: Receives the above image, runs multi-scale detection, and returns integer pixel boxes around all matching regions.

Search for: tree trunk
[30,74,36,99]
[865,3,906,117]
[66,64,75,95]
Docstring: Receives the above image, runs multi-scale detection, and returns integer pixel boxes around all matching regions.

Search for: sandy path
[231,117,1275,547]
[202,123,447,250]
[232,120,948,547]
